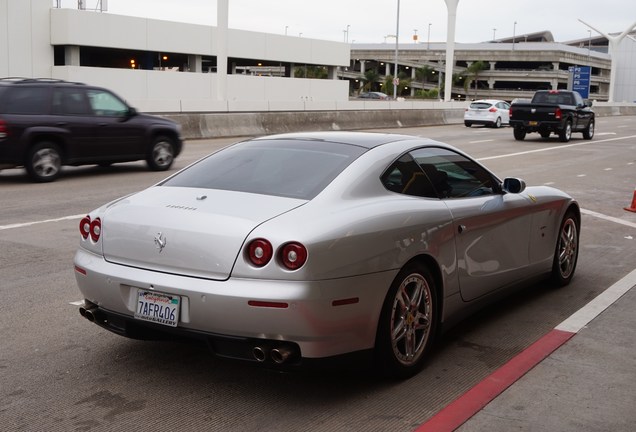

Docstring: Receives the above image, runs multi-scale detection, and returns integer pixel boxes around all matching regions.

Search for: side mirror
[585,99,593,107]
[502,178,526,194]
[127,107,138,117]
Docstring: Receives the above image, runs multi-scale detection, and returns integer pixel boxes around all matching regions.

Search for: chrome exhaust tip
[271,347,293,364]
[79,302,99,322]
[252,346,268,362]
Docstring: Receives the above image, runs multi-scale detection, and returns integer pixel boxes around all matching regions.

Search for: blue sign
[569,66,591,99]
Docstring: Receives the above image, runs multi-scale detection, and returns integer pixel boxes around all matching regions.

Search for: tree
[465,61,488,99]
[294,65,328,79]
[415,66,435,86]
[362,69,381,92]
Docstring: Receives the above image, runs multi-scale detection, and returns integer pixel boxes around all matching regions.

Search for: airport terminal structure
[1,0,635,113]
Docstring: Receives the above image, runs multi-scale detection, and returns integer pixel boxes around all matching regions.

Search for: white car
[464,99,511,128]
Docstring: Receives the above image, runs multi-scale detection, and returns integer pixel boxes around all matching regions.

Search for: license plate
[134,289,180,327]
[528,121,538,126]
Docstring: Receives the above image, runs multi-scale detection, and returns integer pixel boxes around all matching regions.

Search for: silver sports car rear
[74,132,580,378]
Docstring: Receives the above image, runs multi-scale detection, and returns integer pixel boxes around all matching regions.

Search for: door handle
[458,224,466,234]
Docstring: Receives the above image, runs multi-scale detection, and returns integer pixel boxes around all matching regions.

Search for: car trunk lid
[101,186,305,280]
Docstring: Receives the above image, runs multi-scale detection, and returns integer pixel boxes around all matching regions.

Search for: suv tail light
[0,118,8,139]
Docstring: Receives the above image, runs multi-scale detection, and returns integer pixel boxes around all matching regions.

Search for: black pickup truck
[509,90,595,142]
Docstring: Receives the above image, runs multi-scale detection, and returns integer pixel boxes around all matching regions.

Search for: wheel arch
[23,133,67,165]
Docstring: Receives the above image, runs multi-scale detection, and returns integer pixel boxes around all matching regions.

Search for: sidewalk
[418,269,636,432]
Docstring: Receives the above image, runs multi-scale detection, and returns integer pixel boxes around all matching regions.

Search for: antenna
[578,19,636,102]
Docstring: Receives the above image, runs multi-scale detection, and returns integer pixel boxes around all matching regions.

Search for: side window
[86,89,129,117]
[51,88,92,115]
[410,147,498,198]
[381,154,438,199]
[4,87,50,114]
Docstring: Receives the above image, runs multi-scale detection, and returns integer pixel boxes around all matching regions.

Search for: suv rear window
[162,139,366,199]
[1,87,50,114]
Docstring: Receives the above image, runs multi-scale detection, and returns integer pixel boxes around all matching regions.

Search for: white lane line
[581,208,636,229]
[469,139,495,144]
[556,268,636,333]
[0,214,85,231]
[477,134,636,161]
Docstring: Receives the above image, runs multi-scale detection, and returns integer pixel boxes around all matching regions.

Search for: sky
[65,0,636,44]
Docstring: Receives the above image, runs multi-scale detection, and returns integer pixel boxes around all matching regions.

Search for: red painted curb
[415,329,575,432]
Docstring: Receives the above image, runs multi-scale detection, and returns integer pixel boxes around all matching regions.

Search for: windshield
[162,139,366,200]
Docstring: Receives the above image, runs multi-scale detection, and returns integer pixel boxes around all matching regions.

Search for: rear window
[162,139,367,199]
[1,86,50,114]
[469,102,492,109]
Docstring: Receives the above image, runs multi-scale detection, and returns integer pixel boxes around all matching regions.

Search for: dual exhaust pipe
[79,302,100,323]
[253,345,296,364]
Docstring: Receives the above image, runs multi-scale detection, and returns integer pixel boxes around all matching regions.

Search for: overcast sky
[66,0,636,44]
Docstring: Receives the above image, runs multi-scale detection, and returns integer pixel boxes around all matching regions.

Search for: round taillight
[280,242,307,270]
[89,218,101,242]
[80,216,91,239]
[248,238,273,267]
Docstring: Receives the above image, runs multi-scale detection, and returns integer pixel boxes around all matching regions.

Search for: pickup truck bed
[509,90,595,142]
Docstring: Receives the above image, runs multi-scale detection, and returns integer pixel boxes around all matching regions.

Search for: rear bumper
[74,248,395,361]
[509,119,565,132]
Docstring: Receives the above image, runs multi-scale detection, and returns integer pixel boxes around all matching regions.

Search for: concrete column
[489,61,496,70]
[187,55,202,73]
[216,0,228,101]
[328,66,338,79]
[64,46,80,66]
[488,78,495,89]
[385,63,391,75]
[360,60,366,74]
[443,0,459,102]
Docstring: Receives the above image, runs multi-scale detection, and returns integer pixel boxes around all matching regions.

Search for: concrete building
[1,0,634,113]
[0,0,350,112]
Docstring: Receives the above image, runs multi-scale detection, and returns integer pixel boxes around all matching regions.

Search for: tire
[540,131,551,139]
[464,121,472,127]
[25,142,62,182]
[583,119,595,140]
[558,121,572,142]
[513,127,526,141]
[493,117,502,128]
[551,211,580,286]
[375,263,437,379]
[147,135,175,171]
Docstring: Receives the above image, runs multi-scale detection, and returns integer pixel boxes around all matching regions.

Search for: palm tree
[465,61,487,99]
[362,69,381,92]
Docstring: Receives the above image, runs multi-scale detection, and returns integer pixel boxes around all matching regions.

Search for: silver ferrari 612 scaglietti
[74,131,580,378]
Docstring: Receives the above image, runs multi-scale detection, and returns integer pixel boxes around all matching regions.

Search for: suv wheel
[147,136,175,171]
[26,142,62,182]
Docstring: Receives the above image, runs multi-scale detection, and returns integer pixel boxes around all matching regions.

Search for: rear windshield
[162,139,367,200]
[469,102,492,109]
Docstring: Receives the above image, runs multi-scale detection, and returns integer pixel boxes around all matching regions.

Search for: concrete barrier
[163,104,636,140]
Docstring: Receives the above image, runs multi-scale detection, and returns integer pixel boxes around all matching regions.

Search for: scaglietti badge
[154,232,167,253]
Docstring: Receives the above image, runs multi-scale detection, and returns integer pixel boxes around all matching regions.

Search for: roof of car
[0,77,86,87]
[250,131,421,149]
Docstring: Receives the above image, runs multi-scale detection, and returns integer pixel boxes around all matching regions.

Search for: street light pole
[587,30,592,60]
[493,28,496,41]
[393,0,400,99]
[346,24,350,43]
[427,23,432,49]
[513,21,517,50]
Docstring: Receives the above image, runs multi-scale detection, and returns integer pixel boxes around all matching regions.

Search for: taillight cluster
[246,238,307,270]
[0,119,8,139]
[79,215,101,242]
[488,107,497,113]
[554,107,562,120]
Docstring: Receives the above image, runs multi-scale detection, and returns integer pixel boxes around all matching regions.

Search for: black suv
[0,78,183,182]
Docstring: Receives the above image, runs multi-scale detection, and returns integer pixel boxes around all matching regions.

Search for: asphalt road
[1,118,635,432]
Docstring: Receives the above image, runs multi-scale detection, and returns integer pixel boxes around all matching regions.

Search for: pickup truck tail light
[555,107,562,120]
